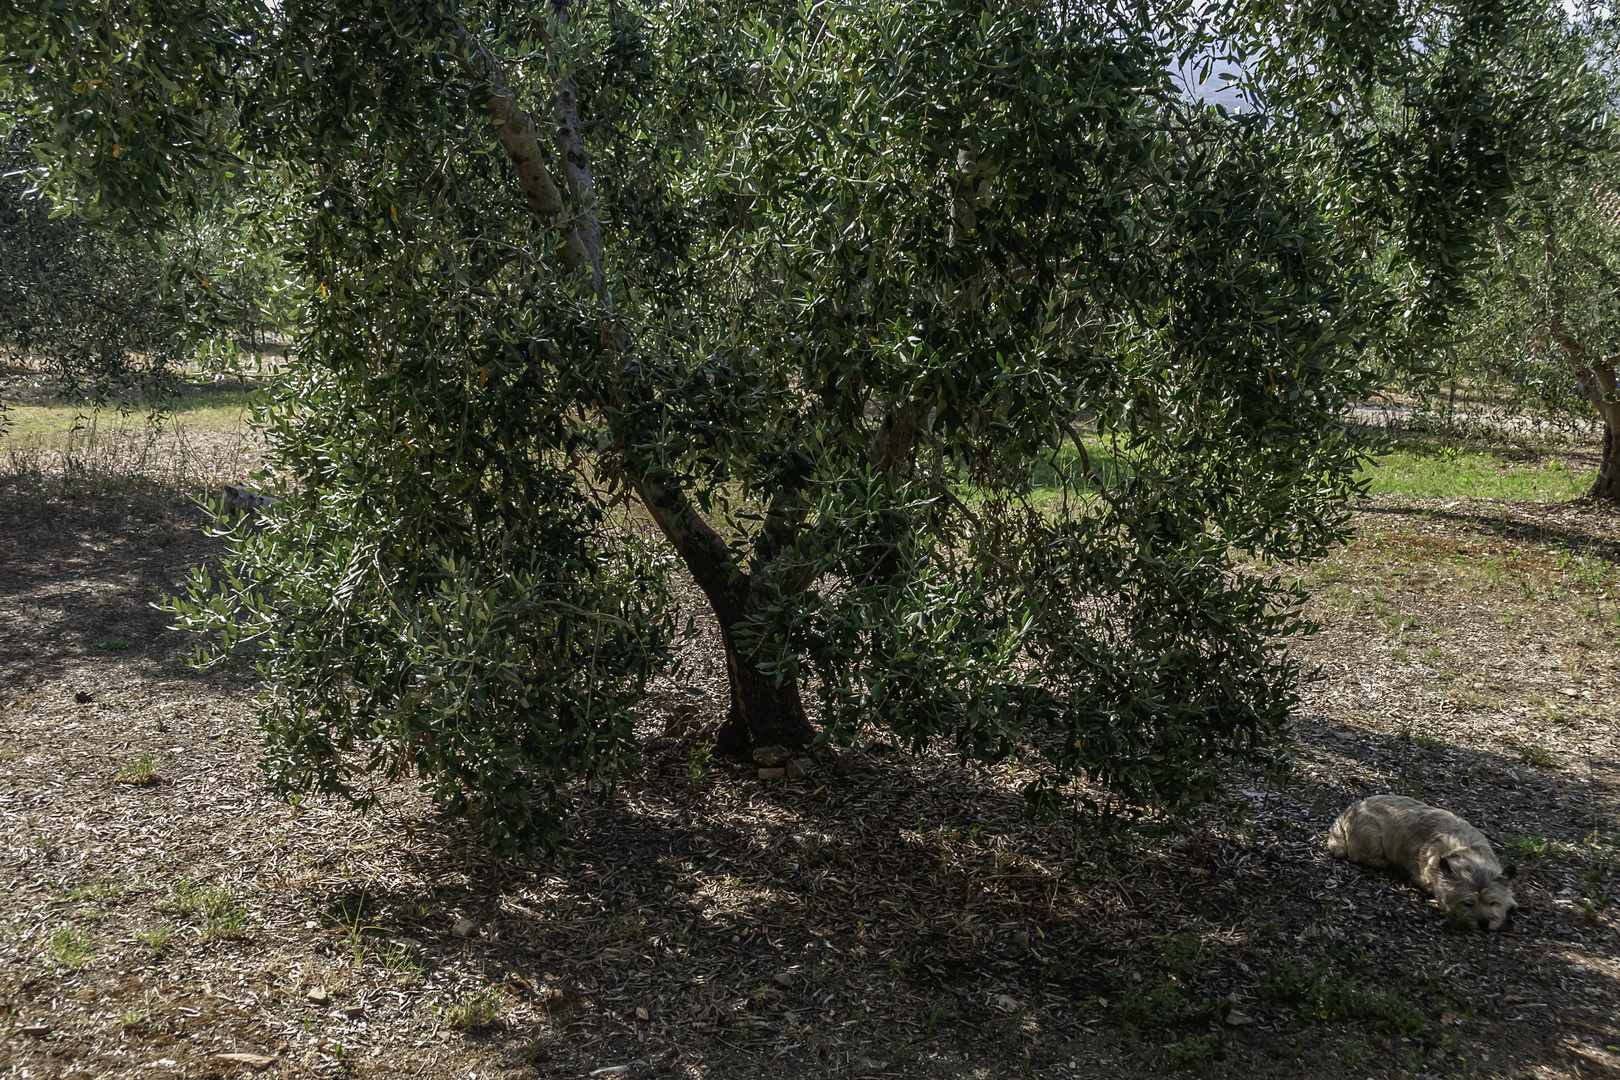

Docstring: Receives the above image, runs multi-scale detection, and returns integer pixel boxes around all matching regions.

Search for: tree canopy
[2,0,1602,854]
[1449,10,1620,495]
[0,118,288,426]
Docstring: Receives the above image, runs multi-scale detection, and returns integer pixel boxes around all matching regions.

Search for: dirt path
[1,482,1616,1080]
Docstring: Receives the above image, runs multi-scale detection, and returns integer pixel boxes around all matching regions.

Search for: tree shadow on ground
[4,477,1615,1080]
[0,476,230,695]
[333,707,1620,1080]
[1362,499,1620,562]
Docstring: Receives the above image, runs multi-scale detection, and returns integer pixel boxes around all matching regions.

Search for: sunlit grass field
[1357,445,1589,500]
[1024,435,1594,504]
[0,390,256,446]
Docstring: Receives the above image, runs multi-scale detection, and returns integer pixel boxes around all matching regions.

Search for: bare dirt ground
[1,435,1617,1080]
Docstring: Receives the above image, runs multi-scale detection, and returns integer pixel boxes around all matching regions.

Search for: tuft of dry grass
[114,751,159,785]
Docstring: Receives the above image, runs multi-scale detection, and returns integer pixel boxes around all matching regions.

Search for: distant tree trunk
[1594,419,1620,500]
[1543,230,1620,502]
[1588,361,1620,500]
[1547,333,1620,501]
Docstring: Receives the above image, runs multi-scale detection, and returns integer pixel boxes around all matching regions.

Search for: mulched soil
[1,439,1617,1080]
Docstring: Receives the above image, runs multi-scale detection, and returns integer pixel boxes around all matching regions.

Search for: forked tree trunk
[465,24,818,758]
[635,476,817,758]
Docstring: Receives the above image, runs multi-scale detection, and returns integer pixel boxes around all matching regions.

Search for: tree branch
[633,474,749,616]
[1540,228,1619,427]
[867,401,935,474]
[454,20,597,277]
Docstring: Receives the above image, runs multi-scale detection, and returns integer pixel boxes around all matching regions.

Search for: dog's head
[1437,855,1518,931]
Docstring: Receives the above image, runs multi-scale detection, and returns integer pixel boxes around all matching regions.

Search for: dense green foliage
[1451,10,1620,495]
[0,118,287,427]
[3,0,1599,853]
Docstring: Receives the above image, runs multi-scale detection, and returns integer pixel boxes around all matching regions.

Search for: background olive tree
[2,0,1588,853]
[1207,0,1617,486]
[0,117,290,430]
[1453,10,1620,496]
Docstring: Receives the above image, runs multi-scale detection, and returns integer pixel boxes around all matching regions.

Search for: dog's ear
[1501,864,1517,881]
[1438,855,1459,879]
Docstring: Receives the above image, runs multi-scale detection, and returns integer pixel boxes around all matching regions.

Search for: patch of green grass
[46,924,95,969]
[1396,728,1447,752]
[440,986,501,1030]
[1166,1029,1235,1069]
[136,924,173,957]
[1579,869,1614,921]
[1258,956,1428,1039]
[1158,932,1203,974]
[1514,743,1566,769]
[1342,1039,1373,1067]
[685,740,715,789]
[1501,832,1556,862]
[516,1036,554,1064]
[326,891,381,967]
[199,887,249,939]
[1027,439,1126,492]
[381,940,425,982]
[394,893,436,921]
[1359,445,1589,501]
[97,635,131,651]
[67,881,122,903]
[606,911,645,940]
[167,880,248,939]
[0,391,257,445]
[114,751,159,786]
[1114,974,1218,1039]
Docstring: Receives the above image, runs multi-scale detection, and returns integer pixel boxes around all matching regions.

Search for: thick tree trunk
[463,19,816,761]
[1584,357,1620,501]
[1592,411,1620,501]
[713,620,816,760]
[462,12,821,756]
[1551,344,1620,501]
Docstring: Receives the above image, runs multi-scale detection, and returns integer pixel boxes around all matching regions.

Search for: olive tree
[1,122,187,421]
[1,118,289,427]
[1,0,1574,852]
[1460,11,1620,498]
